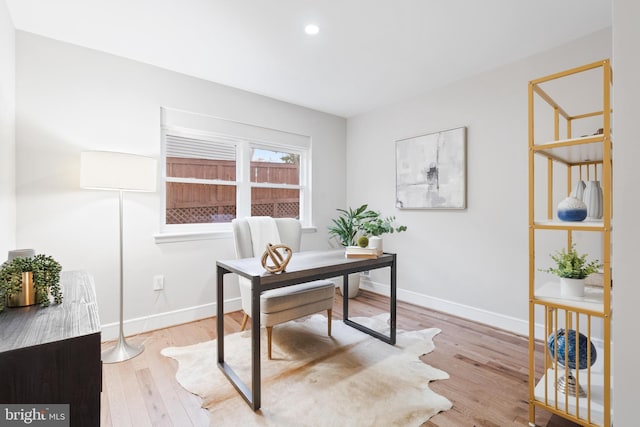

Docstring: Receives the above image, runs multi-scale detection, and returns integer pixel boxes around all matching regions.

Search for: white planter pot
[560,277,585,298]
[368,236,383,253]
[336,273,360,298]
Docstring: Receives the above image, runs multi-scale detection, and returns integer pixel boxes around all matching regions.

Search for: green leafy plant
[0,254,63,312]
[328,204,378,247]
[540,245,602,279]
[328,204,407,246]
[359,215,408,237]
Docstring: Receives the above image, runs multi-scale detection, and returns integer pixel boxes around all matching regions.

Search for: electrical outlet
[153,275,164,291]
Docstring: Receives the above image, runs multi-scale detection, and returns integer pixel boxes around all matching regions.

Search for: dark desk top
[0,271,101,352]
[217,249,395,289]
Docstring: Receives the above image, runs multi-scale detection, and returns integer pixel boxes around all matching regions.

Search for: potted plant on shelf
[328,204,406,298]
[540,245,602,298]
[0,254,63,313]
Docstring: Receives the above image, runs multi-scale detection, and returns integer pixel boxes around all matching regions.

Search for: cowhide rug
[161,314,452,426]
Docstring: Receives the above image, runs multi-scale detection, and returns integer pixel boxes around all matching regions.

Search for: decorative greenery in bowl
[328,204,407,246]
[540,245,602,279]
[0,254,63,312]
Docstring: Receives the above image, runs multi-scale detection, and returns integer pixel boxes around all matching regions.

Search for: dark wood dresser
[0,271,101,426]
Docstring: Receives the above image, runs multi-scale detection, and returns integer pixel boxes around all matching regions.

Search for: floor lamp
[80,151,157,363]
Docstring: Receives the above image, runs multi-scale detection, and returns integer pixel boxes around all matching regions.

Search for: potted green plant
[328,204,407,246]
[0,254,63,312]
[328,205,377,298]
[328,204,406,298]
[328,204,379,247]
[358,214,407,253]
[540,245,602,297]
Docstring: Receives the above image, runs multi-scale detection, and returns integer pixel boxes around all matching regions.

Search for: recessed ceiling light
[305,24,319,35]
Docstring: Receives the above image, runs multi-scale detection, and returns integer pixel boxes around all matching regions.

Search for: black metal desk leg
[342,273,349,321]
[390,254,397,345]
[251,277,261,410]
[216,267,225,364]
[340,257,396,345]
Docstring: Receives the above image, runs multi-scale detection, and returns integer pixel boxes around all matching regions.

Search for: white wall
[347,29,612,334]
[612,0,640,422]
[0,0,15,256]
[15,32,346,338]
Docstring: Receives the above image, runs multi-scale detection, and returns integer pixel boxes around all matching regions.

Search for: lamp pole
[80,150,156,363]
[101,190,144,363]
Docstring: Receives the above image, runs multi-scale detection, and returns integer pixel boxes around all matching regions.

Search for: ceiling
[5,0,611,118]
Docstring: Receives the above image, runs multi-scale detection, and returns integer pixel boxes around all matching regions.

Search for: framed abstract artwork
[395,126,467,209]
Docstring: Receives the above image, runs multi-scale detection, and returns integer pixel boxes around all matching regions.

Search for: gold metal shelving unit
[528,60,612,427]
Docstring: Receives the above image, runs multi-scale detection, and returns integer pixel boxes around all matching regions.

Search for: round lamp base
[102,336,144,364]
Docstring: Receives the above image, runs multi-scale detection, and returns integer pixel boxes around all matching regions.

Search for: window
[165,133,238,225]
[249,147,302,218]
[160,108,311,233]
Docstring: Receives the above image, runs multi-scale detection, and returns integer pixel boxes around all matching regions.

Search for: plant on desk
[328,204,406,298]
[328,204,378,247]
[358,213,407,247]
[0,254,63,312]
[328,204,407,247]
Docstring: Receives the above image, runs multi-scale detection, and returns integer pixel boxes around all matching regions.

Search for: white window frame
[157,108,312,241]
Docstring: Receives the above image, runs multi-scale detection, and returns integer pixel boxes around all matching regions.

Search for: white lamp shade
[80,151,157,192]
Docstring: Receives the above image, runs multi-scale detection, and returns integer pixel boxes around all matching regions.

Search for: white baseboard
[360,278,546,339]
[361,278,606,347]
[103,280,557,343]
[101,297,242,342]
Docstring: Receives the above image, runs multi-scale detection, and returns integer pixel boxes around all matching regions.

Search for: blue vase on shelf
[557,197,587,222]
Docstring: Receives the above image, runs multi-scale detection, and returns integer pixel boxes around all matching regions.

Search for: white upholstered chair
[232,217,335,359]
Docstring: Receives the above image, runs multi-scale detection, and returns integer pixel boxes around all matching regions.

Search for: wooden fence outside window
[166,158,299,224]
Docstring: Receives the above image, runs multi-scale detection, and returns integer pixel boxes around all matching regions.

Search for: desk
[216,249,396,410]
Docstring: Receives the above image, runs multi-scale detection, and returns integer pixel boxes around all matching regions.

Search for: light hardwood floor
[100,290,579,426]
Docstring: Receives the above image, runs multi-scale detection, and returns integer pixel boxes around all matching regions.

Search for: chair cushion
[261,298,334,327]
[260,280,335,314]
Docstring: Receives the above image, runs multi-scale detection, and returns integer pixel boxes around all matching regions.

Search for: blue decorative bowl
[547,329,597,370]
[557,197,587,222]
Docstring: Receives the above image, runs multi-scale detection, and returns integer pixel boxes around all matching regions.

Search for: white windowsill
[154,225,318,244]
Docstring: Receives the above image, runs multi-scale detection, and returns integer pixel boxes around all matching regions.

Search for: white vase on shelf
[582,180,603,219]
[570,180,586,200]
